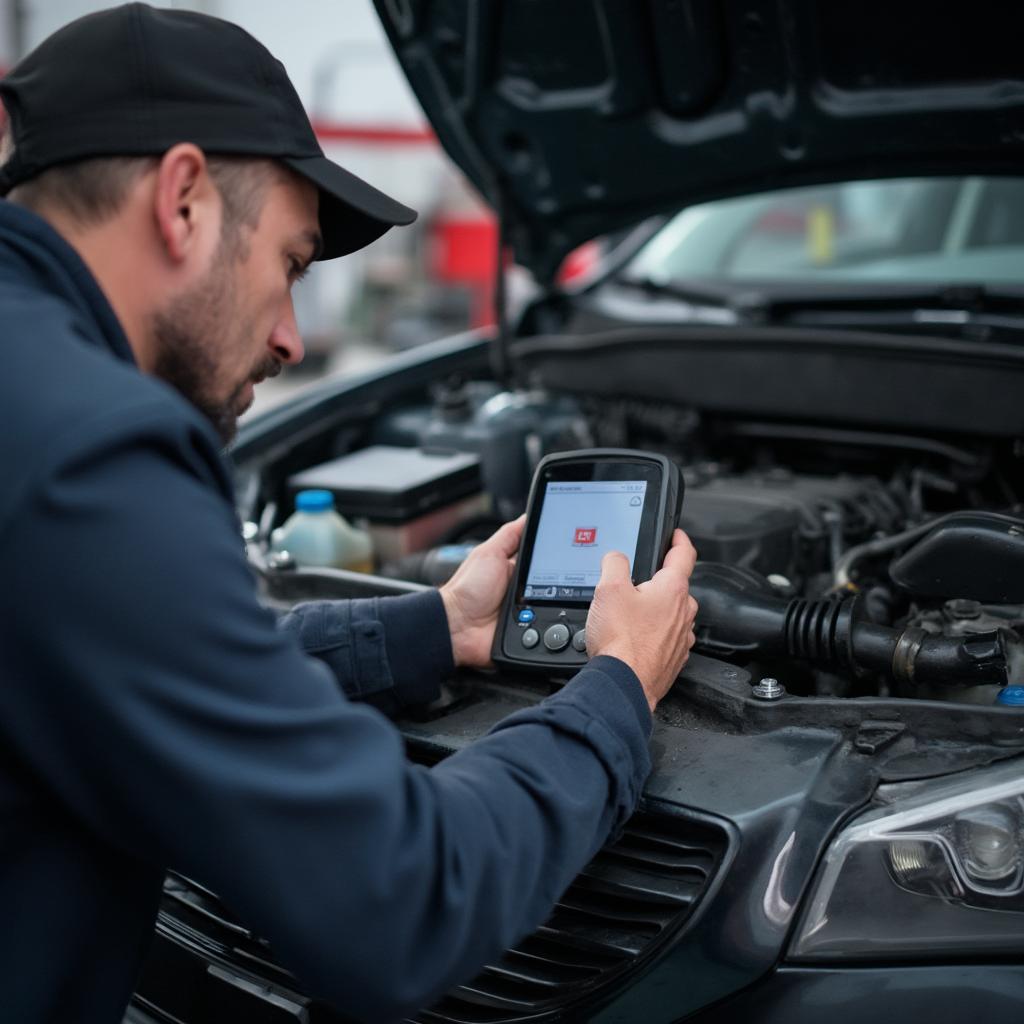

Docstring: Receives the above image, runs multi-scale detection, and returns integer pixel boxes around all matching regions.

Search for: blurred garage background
[0,0,533,414]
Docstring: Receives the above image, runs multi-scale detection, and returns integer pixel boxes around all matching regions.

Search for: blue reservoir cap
[437,544,477,560]
[996,686,1024,707]
[295,489,335,512]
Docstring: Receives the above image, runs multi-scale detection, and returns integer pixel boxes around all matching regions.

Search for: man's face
[152,170,320,444]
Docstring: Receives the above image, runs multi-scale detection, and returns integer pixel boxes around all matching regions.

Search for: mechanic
[0,5,698,1023]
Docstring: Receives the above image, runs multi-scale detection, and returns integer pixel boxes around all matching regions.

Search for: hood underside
[375,0,1024,282]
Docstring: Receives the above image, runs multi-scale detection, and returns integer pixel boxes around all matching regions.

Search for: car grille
[412,808,728,1023]
[136,746,729,1024]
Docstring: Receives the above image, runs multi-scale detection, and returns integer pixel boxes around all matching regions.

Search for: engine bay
[240,370,1024,709]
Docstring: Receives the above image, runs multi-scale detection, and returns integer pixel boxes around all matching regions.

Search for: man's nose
[269,295,305,365]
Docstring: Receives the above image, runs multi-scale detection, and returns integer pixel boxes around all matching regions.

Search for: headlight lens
[790,760,1024,960]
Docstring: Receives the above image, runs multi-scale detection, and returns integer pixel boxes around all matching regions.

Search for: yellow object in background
[808,205,835,265]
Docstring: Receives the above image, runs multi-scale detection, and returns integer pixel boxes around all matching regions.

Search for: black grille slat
[513,932,623,971]
[479,964,576,994]
[555,890,677,930]
[511,933,622,973]
[575,860,705,904]
[540,915,653,958]
[448,980,543,1012]
[162,876,253,941]
[487,951,603,989]
[531,922,640,959]
[602,835,720,873]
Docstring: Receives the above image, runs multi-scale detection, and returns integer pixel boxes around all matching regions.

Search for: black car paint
[373,1,1024,283]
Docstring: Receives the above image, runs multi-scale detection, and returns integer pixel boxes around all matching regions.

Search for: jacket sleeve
[277,592,451,712]
[0,401,653,1024]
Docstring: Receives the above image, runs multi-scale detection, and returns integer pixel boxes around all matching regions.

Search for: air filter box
[890,512,1024,603]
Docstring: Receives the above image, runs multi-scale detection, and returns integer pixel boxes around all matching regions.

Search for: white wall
[13,0,425,124]
[2,0,471,349]
[0,6,12,69]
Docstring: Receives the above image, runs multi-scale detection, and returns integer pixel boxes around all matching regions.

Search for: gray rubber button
[521,627,540,649]
[571,629,587,653]
[543,624,571,651]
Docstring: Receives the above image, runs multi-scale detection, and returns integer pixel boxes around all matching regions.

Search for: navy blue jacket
[0,199,653,1023]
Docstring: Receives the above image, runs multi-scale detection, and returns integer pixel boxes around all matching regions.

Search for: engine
[255,382,1024,705]
[679,475,1024,702]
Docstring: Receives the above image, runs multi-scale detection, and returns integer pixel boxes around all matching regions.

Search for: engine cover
[680,471,898,580]
[890,511,1024,603]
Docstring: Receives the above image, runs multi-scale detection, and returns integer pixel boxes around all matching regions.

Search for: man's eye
[289,258,309,284]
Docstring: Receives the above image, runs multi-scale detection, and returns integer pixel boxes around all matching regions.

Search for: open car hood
[374,1,1024,283]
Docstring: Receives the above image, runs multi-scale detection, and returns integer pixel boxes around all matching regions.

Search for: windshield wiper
[614,277,1024,340]
[614,274,738,308]
[730,283,1024,323]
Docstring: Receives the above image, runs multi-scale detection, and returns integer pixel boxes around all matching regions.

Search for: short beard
[150,250,276,446]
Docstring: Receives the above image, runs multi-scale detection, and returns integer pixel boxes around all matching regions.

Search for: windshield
[627,177,1024,286]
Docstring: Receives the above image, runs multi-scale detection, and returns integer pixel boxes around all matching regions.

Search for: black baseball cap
[0,3,417,259]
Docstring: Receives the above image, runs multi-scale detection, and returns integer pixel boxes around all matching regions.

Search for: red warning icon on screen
[573,527,598,546]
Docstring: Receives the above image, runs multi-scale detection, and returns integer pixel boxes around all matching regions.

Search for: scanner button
[521,628,540,649]
[517,608,535,624]
[543,624,571,651]
[571,629,587,653]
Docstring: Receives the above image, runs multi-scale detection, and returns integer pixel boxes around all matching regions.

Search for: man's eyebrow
[301,230,323,265]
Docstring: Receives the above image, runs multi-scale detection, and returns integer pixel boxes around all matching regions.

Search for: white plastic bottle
[270,489,374,572]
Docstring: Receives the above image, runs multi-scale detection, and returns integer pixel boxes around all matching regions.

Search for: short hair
[0,124,13,165]
[1,123,281,249]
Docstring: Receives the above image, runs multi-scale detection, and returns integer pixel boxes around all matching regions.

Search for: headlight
[789,759,1024,960]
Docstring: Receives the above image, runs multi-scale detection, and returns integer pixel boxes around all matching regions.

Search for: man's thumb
[599,550,632,586]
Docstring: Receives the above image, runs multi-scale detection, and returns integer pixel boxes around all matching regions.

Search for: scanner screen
[524,480,647,600]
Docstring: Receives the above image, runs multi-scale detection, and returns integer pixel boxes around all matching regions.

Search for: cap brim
[284,155,417,261]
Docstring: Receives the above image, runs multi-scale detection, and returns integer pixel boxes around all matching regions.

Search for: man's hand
[440,515,525,668]
[585,529,699,712]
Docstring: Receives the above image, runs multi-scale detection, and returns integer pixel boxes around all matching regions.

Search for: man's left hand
[440,515,525,668]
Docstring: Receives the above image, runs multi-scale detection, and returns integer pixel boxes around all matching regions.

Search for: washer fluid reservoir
[271,489,374,572]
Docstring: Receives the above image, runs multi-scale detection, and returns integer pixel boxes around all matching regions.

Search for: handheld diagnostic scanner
[492,449,683,672]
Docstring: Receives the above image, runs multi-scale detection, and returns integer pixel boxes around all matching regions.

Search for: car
[128,2,1024,1022]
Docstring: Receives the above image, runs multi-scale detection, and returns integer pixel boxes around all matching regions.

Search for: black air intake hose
[690,563,1007,688]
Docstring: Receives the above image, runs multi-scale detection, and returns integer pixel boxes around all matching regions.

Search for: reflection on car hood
[373,1,1024,283]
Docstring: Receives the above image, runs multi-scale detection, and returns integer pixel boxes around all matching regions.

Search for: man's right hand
[585,529,699,712]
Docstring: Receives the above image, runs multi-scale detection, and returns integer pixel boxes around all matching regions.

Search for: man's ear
[152,143,218,265]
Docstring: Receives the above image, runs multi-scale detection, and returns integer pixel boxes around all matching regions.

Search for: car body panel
[374,1,1024,281]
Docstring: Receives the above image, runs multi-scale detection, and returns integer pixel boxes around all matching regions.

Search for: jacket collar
[0,199,137,367]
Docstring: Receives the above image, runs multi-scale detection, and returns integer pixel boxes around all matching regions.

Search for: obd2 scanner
[492,449,684,672]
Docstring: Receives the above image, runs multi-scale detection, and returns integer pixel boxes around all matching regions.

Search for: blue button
[518,608,535,624]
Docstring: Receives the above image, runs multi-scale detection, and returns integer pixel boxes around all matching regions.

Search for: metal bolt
[944,598,981,620]
[752,677,785,701]
[266,550,296,571]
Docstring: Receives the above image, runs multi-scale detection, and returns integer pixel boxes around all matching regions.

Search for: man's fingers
[598,550,632,587]
[661,529,697,576]
[488,514,526,559]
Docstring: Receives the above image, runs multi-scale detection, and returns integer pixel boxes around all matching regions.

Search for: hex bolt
[944,598,981,620]
[752,677,786,700]
[266,550,296,571]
